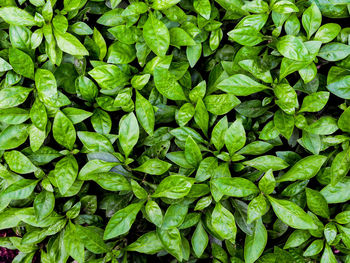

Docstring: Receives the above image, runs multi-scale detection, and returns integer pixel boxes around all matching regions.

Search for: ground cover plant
[0,0,350,262]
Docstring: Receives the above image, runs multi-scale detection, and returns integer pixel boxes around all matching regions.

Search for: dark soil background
[0,230,18,263]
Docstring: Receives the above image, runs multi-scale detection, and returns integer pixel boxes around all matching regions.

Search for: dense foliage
[0,0,350,262]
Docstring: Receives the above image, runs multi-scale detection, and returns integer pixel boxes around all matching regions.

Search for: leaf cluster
[0,0,349,262]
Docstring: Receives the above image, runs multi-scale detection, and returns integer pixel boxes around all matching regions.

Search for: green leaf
[131,179,148,199]
[305,116,338,135]
[35,68,59,105]
[274,83,298,115]
[228,27,264,46]
[320,244,337,263]
[53,15,68,34]
[211,202,237,241]
[62,107,92,124]
[153,67,187,101]
[143,12,170,57]
[162,203,188,229]
[324,223,337,244]
[318,43,350,61]
[285,14,300,35]
[0,86,32,109]
[338,106,350,133]
[194,98,209,136]
[4,150,36,174]
[274,109,294,139]
[152,175,194,199]
[224,119,246,156]
[34,190,55,220]
[247,194,270,224]
[327,67,350,99]
[53,111,76,150]
[134,159,171,175]
[338,225,350,248]
[191,221,209,258]
[70,22,93,35]
[238,141,273,156]
[277,155,327,182]
[211,116,228,151]
[305,188,330,218]
[157,227,183,261]
[27,126,45,155]
[54,155,78,195]
[267,196,318,230]
[321,177,350,203]
[63,0,81,12]
[335,211,350,224]
[283,229,311,249]
[302,3,322,39]
[314,23,341,43]
[54,30,89,56]
[170,28,196,47]
[195,157,218,182]
[244,219,267,263]
[236,14,268,31]
[152,0,180,9]
[93,27,107,61]
[280,57,310,80]
[217,74,270,96]
[145,200,163,227]
[88,64,130,90]
[135,91,155,135]
[204,94,240,115]
[212,177,259,197]
[131,74,151,89]
[63,221,84,263]
[194,0,211,19]
[78,159,119,180]
[330,149,350,185]
[0,108,29,125]
[66,202,81,219]
[9,48,34,79]
[2,179,38,200]
[303,239,324,257]
[185,136,202,167]
[75,76,98,102]
[76,225,109,254]
[127,231,164,254]
[259,169,276,194]
[0,124,28,150]
[238,59,272,83]
[194,196,212,211]
[104,201,144,240]
[0,7,36,26]
[30,98,47,130]
[176,103,195,126]
[0,209,22,230]
[299,91,329,112]
[119,112,139,157]
[167,151,194,169]
[243,155,289,172]
[186,44,202,68]
[91,109,111,134]
[0,57,12,72]
[77,131,114,153]
[272,0,299,13]
[107,42,136,64]
[86,172,131,191]
[276,35,309,61]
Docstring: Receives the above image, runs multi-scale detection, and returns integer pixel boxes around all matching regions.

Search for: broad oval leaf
[104,201,144,240]
[267,196,318,230]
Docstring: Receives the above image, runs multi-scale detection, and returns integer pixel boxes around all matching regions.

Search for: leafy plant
[0,0,349,262]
